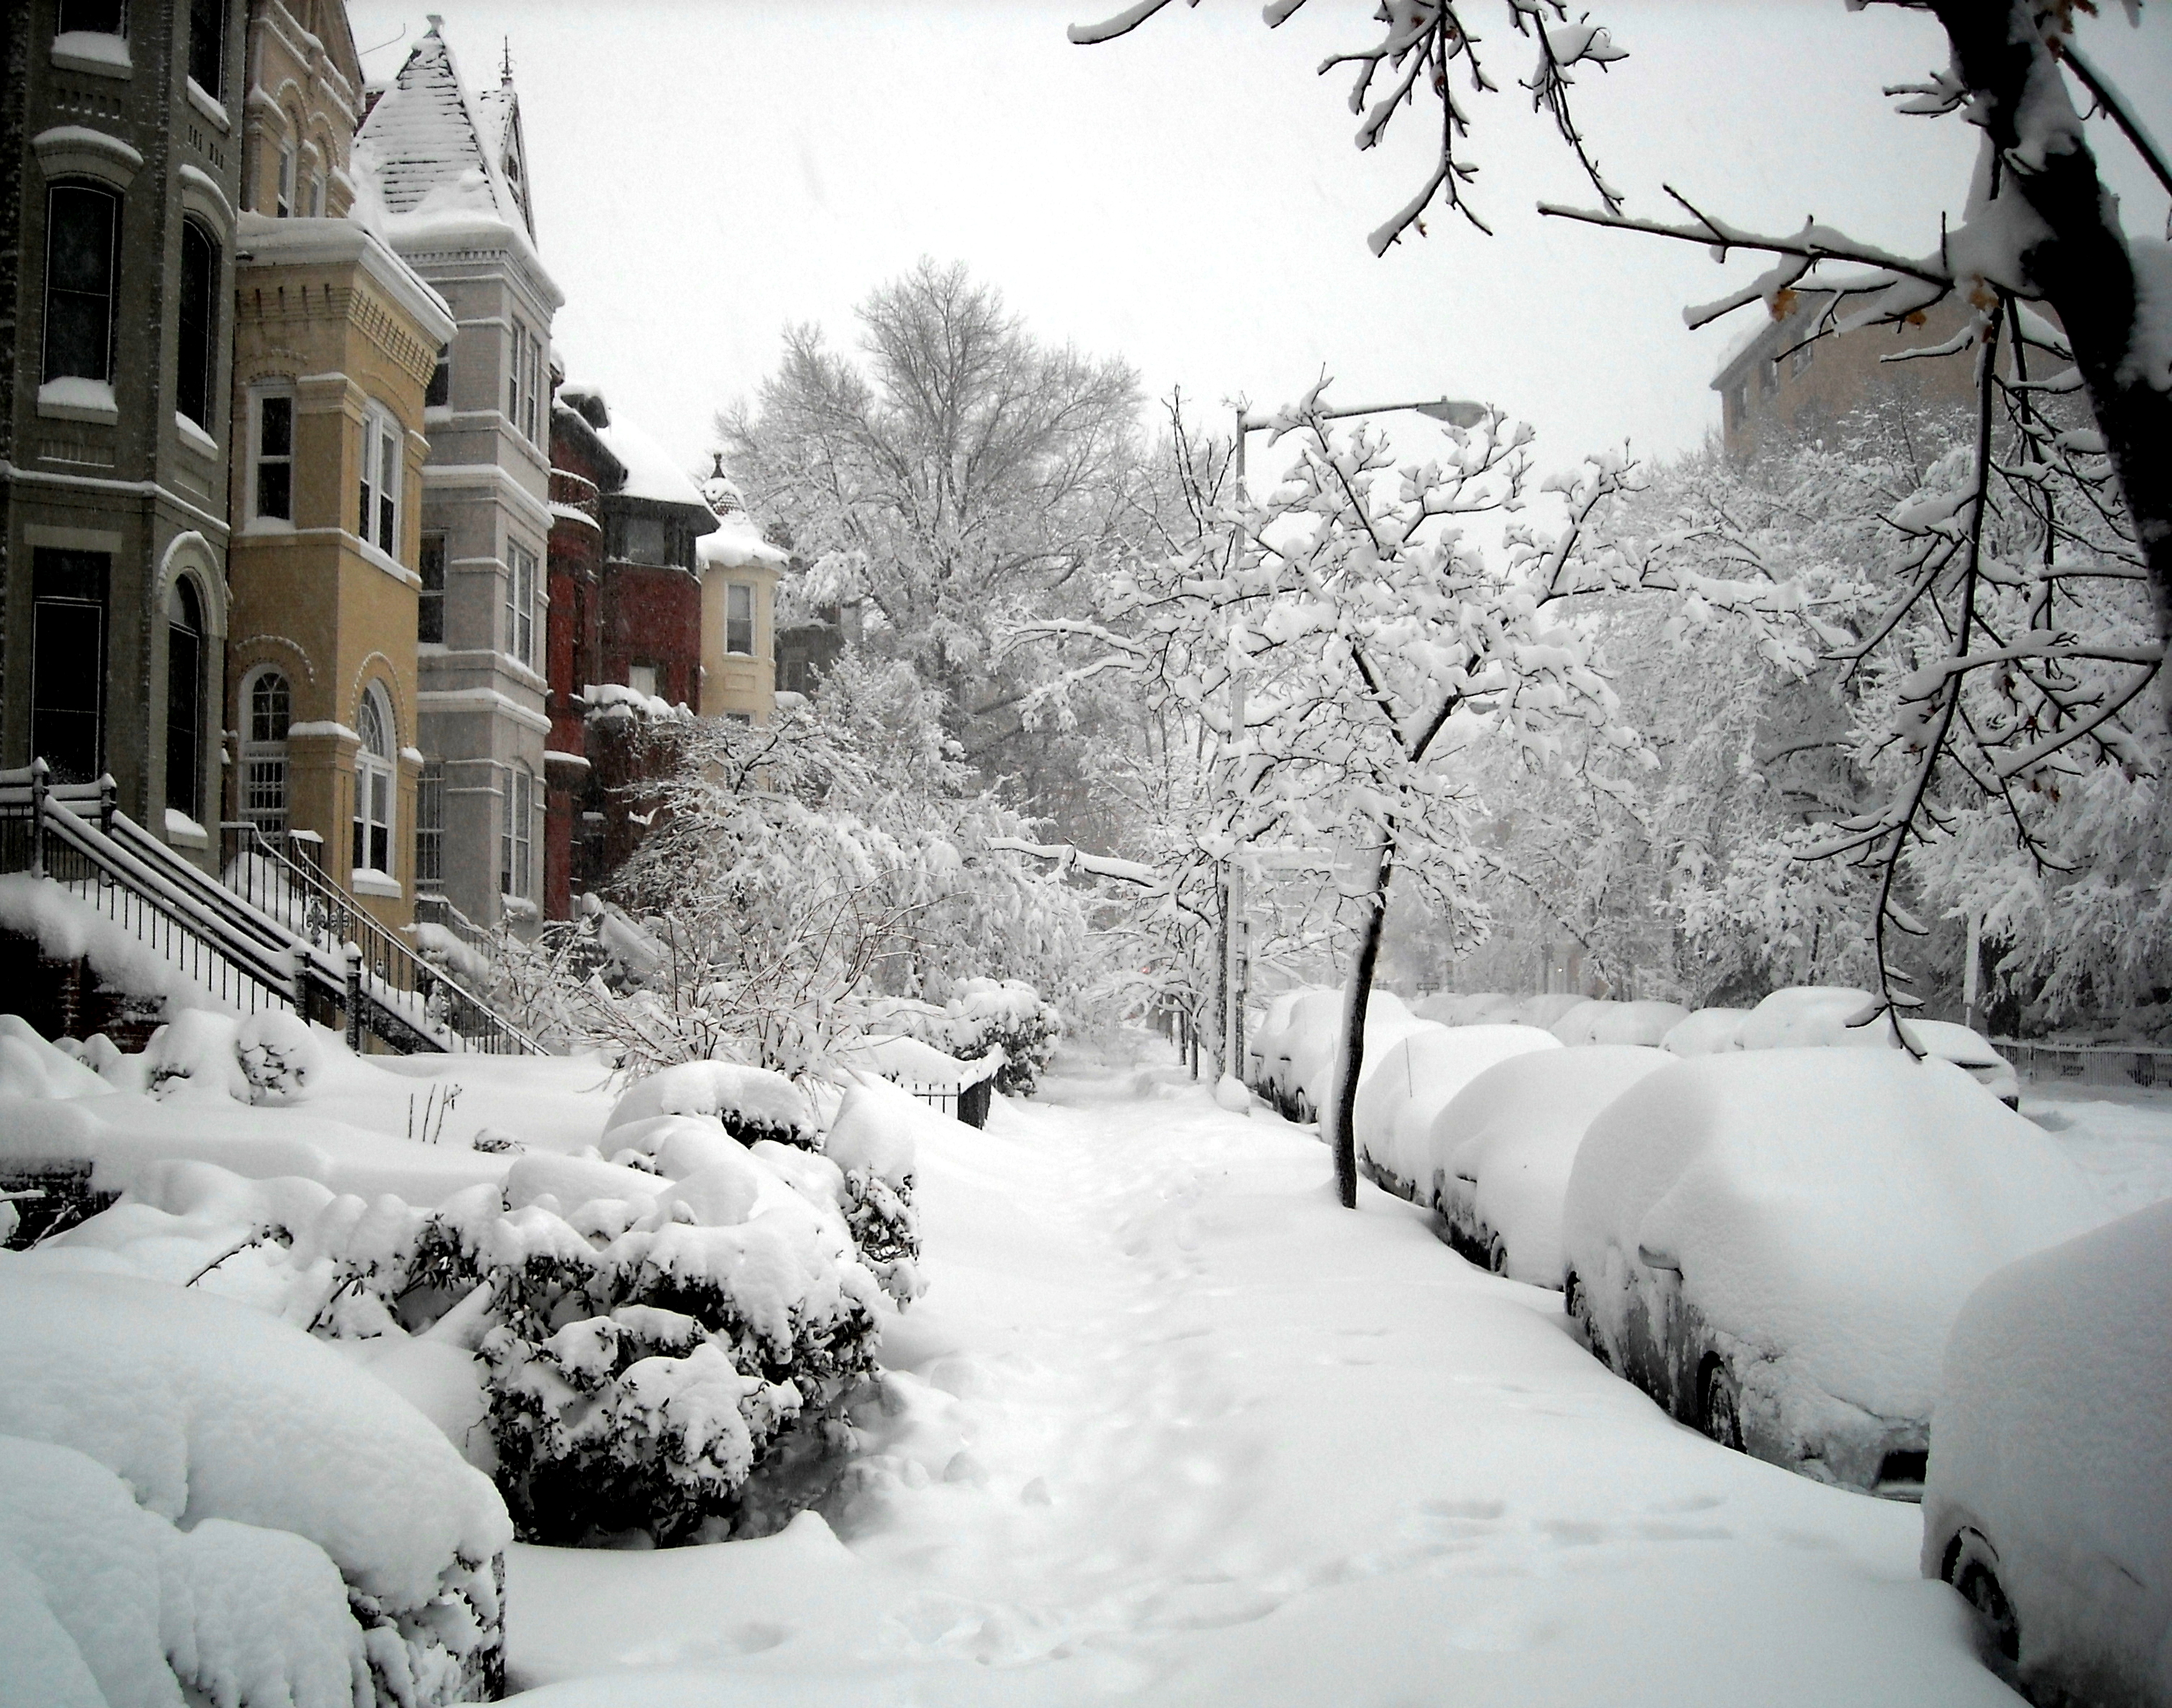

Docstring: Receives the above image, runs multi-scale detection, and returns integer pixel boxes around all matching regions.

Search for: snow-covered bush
[235,1010,323,1105]
[603,1058,819,1150]
[0,1014,113,1102]
[0,1259,512,1705]
[944,979,1061,1096]
[824,1075,932,1306]
[138,1009,323,1108]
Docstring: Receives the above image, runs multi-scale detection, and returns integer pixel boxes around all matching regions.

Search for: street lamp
[1218,393,1492,1087]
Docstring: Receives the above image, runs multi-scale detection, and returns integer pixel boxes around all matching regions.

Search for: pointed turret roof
[355,16,522,232]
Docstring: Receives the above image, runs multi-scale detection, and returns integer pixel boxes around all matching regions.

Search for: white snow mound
[1561,1050,2108,1426]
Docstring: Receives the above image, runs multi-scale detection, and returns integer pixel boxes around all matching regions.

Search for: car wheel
[1487,1235,1508,1276]
[1566,1273,1612,1370]
[1701,1360,1744,1452]
[1943,1530,2020,1662]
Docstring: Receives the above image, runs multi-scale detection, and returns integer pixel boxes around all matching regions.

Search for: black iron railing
[0,761,540,1056]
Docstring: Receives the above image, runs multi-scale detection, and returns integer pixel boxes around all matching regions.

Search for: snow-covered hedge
[947,979,1060,1095]
[866,980,1061,1097]
[603,1058,818,1150]
[0,1259,511,1706]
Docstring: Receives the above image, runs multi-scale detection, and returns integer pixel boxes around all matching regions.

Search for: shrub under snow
[138,1009,324,1107]
[0,1259,512,1706]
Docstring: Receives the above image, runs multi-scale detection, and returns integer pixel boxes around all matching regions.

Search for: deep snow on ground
[494,1045,2110,1707]
[2023,1082,2172,1217]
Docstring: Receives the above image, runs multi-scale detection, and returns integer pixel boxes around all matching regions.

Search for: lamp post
[1218,393,1491,1085]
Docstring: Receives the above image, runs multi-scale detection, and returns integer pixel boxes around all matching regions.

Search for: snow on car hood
[1563,1049,2108,1421]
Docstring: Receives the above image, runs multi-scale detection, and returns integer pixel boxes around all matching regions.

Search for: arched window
[240,668,290,837]
[500,762,533,901]
[43,182,119,387]
[353,685,395,875]
[164,579,204,823]
[176,219,217,429]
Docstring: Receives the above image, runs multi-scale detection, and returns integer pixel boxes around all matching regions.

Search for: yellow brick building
[223,0,452,931]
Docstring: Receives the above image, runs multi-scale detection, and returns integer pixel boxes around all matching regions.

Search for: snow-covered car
[1559,1049,2106,1497]
[1733,987,2020,1106]
[1660,1006,1752,1056]
[1921,1199,2172,1708]
[1548,999,1692,1048]
[1274,990,1428,1124]
[1247,986,1327,1107]
[1432,1045,1673,1283]
[1351,1023,1561,1202]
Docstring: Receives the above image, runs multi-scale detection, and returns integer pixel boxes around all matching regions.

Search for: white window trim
[352,684,397,885]
[359,401,401,560]
[245,382,295,530]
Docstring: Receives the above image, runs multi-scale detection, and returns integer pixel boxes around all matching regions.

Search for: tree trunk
[1326,832,1396,1209]
[1935,2,2172,712]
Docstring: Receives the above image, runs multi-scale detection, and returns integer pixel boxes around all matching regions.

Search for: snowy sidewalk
[507,1053,2016,1707]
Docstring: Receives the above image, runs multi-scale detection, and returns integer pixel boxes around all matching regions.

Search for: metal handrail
[0,774,311,1019]
[219,821,540,1056]
[0,761,539,1055]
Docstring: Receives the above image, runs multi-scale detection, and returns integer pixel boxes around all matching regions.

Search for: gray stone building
[0,0,247,866]
[353,20,560,929]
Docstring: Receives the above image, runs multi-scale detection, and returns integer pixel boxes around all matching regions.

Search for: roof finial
[500,35,513,85]
[425,12,442,36]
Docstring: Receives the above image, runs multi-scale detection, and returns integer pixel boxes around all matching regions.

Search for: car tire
[1942,1529,2020,1662]
[1566,1272,1612,1370]
[1487,1234,1508,1276]
[1701,1359,1744,1452]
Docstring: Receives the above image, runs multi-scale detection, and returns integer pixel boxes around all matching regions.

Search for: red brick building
[542,386,717,916]
[543,391,624,920]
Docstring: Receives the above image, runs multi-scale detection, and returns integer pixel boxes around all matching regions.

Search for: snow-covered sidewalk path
[508,1052,2015,1707]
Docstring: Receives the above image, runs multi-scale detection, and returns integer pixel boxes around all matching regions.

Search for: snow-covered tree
[717,261,1147,806]
[1071,1,2172,676]
[527,652,1093,1077]
[1028,390,1805,1204]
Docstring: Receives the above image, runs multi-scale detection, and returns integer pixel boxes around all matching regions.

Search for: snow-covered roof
[697,516,788,573]
[351,19,556,302]
[589,410,717,522]
[355,22,505,219]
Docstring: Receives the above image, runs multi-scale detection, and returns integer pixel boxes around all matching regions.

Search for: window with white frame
[43,181,119,387]
[507,324,543,445]
[275,137,293,217]
[353,686,395,876]
[358,404,400,556]
[726,582,754,656]
[414,758,444,889]
[504,539,537,667]
[240,667,290,837]
[252,387,293,520]
[500,762,534,901]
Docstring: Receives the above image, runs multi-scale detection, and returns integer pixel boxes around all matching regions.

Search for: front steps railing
[0,762,538,1056]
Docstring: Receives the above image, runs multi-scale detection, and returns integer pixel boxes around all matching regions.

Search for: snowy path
[507,1052,2017,1707]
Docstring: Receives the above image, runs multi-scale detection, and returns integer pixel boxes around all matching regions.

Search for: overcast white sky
[348,1,2172,480]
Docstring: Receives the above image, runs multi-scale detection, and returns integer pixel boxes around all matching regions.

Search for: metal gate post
[345,943,363,1052]
[29,759,47,878]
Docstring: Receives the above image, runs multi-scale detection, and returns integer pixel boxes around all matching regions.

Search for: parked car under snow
[1734,987,2020,1107]
[1432,1045,1673,1284]
[1921,1198,2172,1708]
[1559,1049,2106,1498]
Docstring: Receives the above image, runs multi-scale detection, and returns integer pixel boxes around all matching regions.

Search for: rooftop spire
[500,35,512,86]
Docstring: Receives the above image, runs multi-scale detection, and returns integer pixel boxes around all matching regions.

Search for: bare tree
[718,260,1145,767]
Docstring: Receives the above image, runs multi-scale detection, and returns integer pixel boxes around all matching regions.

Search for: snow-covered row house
[0,0,249,856]
[226,0,453,933]
[353,17,561,931]
[1,0,793,1016]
